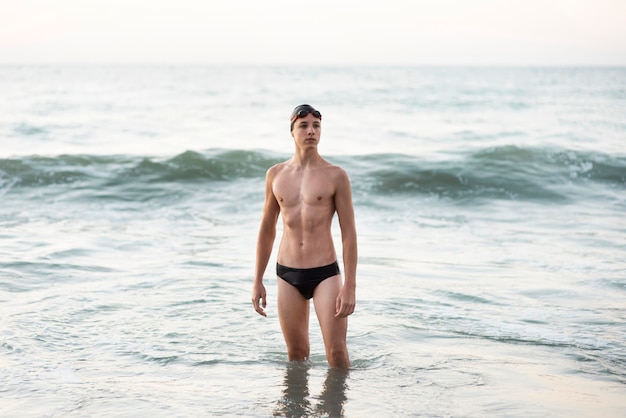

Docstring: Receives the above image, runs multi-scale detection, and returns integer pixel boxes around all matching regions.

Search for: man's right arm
[252,166,280,317]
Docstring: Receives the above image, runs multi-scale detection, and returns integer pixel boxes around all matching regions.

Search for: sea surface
[1,65,625,417]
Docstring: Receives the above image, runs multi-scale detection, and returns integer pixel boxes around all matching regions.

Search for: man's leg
[277,277,310,361]
[313,275,350,368]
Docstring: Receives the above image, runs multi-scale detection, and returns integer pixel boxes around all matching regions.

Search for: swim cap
[290,104,322,131]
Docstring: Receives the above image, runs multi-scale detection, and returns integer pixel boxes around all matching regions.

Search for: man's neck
[292,147,321,167]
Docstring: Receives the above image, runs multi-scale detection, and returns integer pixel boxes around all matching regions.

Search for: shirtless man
[251,104,357,369]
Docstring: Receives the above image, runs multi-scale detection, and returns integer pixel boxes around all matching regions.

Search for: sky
[1,0,625,66]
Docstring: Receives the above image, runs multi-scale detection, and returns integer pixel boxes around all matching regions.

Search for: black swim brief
[276,261,341,300]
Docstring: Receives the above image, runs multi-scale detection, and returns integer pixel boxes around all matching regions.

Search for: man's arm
[252,166,280,317]
[334,168,357,318]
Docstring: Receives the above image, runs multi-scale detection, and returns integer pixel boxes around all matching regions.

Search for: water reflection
[275,362,311,417]
[316,367,349,417]
[274,362,349,417]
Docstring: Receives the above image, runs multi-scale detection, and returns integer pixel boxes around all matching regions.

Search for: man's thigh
[277,277,310,346]
[312,275,348,344]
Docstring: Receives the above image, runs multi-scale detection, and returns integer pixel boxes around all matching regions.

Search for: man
[251,104,357,369]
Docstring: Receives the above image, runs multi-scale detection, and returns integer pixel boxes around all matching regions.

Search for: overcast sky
[2,0,625,65]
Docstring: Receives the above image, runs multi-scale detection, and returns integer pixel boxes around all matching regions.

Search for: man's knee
[287,345,310,362]
[327,345,350,368]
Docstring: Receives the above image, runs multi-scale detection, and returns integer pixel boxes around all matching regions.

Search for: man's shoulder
[322,162,348,179]
[266,161,290,176]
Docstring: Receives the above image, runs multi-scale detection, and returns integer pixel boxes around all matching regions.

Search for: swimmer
[252,104,357,369]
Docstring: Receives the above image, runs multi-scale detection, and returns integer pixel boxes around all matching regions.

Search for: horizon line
[1,62,625,68]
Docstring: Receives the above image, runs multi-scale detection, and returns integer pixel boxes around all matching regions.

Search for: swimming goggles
[290,105,322,122]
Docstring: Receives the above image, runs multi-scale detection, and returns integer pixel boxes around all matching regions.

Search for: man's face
[291,113,322,147]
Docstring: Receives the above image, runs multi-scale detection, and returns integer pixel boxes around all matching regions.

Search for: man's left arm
[334,168,357,318]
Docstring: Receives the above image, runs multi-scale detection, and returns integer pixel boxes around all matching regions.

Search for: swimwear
[276,261,341,300]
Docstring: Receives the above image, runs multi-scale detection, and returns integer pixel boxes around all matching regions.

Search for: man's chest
[273,174,334,208]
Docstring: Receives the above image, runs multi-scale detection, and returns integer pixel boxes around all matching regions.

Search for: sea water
[1,66,625,417]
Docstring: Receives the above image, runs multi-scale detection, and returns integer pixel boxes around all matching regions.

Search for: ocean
[1,65,625,417]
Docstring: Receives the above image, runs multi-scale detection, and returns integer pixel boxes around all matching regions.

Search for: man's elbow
[260,222,276,237]
[342,230,357,245]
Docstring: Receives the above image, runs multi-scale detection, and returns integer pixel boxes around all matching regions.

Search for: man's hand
[252,282,267,317]
[335,285,355,318]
